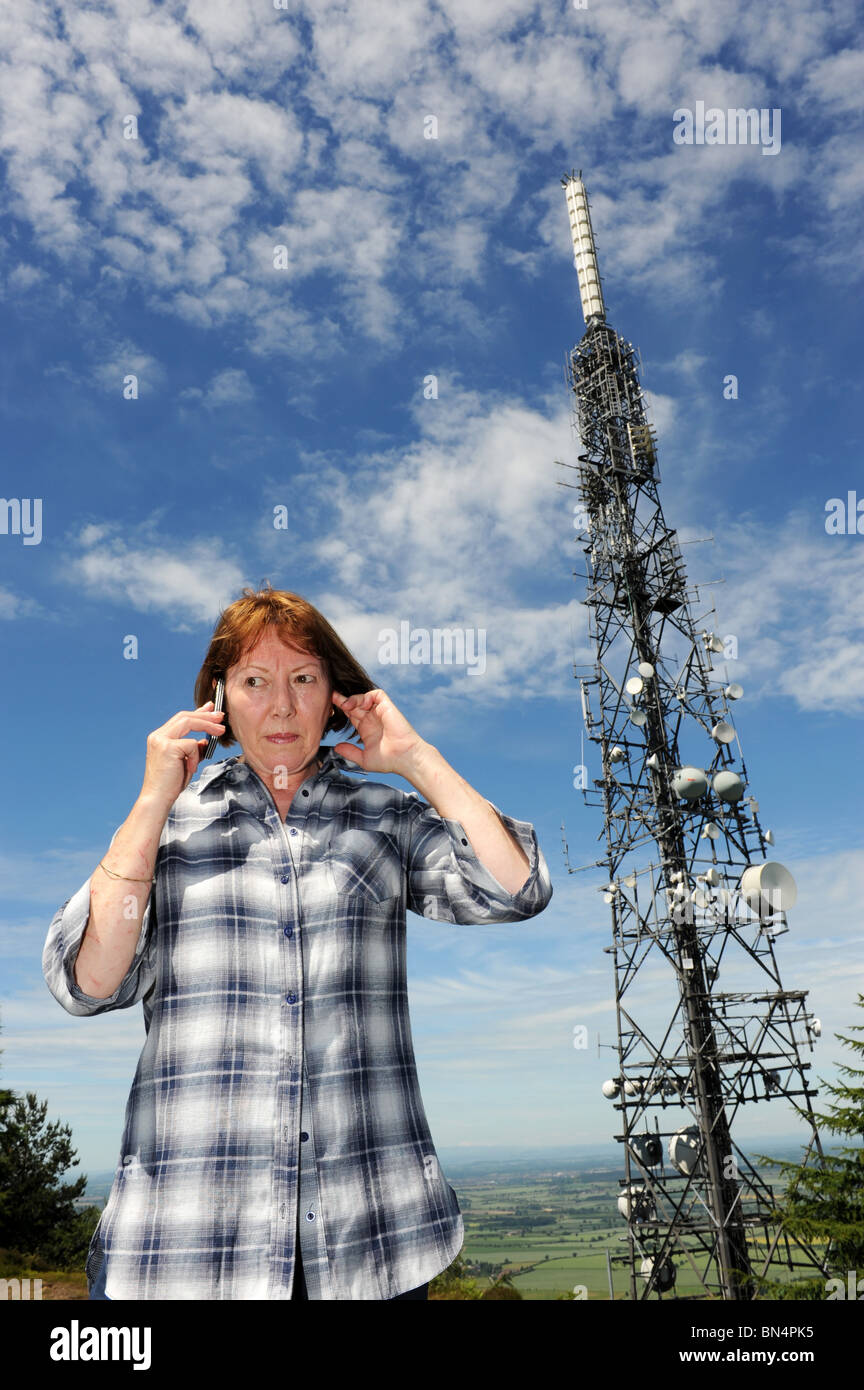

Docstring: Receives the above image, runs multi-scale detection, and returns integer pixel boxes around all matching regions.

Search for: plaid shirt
[43,745,553,1300]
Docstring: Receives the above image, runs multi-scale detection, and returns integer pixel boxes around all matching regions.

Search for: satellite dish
[725,683,744,700]
[626,676,644,696]
[601,1079,619,1098]
[630,709,647,726]
[671,766,708,800]
[711,721,736,744]
[646,753,660,769]
[628,1133,662,1167]
[808,1018,822,1038]
[702,866,720,886]
[640,1257,676,1291]
[638,662,655,678]
[765,829,775,845]
[617,1185,655,1222]
[669,1126,703,1177]
[740,861,798,913]
[610,745,626,762]
[713,771,745,803]
[701,823,719,839]
[623,873,637,888]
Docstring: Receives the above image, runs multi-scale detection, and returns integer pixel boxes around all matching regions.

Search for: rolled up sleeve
[404,793,553,924]
[42,871,157,1018]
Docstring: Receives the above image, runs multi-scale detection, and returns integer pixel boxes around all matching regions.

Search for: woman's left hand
[331,689,427,776]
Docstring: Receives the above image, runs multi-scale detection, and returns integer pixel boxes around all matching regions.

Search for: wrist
[131,791,173,829]
[395,740,445,789]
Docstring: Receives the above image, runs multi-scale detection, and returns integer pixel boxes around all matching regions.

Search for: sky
[0,0,862,1182]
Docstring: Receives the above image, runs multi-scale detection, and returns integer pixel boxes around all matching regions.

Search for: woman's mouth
[266,734,299,743]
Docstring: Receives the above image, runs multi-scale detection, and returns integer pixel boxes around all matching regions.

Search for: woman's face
[222,628,333,784]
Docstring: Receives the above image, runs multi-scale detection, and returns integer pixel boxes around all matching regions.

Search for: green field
[455,1166,823,1300]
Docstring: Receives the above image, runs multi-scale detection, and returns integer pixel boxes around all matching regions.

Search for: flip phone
[203,678,225,759]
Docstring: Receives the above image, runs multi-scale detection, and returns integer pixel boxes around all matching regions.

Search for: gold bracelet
[98,859,156,885]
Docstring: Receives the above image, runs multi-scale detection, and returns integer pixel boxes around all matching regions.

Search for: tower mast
[562,172,827,1300]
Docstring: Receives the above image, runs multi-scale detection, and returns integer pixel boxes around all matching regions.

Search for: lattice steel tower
[560,172,828,1301]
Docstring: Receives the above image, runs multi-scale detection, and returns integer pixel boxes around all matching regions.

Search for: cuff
[44,874,152,1016]
[440,799,551,909]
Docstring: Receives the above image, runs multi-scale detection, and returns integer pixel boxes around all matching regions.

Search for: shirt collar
[190,743,364,798]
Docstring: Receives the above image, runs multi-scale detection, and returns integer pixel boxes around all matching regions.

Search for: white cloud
[0,0,858,362]
[688,512,864,714]
[61,522,247,628]
[180,368,255,409]
[0,587,42,620]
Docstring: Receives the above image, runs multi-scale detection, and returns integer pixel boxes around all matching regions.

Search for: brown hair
[193,583,376,748]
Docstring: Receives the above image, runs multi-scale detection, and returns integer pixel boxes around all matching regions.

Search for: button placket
[271,805,304,1292]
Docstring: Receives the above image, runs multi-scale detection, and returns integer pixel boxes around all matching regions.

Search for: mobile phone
[203,678,225,759]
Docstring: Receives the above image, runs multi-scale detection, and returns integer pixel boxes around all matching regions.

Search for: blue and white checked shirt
[43,745,553,1300]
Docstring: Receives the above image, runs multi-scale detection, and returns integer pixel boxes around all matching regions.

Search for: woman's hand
[138,701,226,808]
[331,689,428,777]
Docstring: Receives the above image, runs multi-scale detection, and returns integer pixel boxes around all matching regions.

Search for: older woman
[43,586,553,1301]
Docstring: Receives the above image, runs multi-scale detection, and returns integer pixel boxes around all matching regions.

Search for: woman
[43,585,553,1300]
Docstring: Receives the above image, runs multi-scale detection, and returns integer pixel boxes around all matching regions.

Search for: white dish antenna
[740,861,798,914]
[713,770,745,803]
[669,1126,703,1177]
[671,766,708,800]
[711,721,736,744]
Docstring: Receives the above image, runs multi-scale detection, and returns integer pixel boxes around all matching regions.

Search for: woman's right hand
[138,701,226,809]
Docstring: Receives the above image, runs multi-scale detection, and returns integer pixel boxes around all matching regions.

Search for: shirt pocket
[327,829,404,905]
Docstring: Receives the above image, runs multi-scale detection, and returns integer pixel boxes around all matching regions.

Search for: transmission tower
[560,172,828,1301]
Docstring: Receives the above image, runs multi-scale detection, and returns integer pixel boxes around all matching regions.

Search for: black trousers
[292,1228,429,1300]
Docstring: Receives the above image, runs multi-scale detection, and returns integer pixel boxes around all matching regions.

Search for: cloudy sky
[1,0,862,1178]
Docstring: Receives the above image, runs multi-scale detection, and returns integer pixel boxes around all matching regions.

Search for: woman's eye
[246,676,263,687]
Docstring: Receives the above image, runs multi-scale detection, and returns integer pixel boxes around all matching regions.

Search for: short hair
[193,583,376,749]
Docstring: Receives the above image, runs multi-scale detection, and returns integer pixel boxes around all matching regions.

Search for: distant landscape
[76,1140,825,1300]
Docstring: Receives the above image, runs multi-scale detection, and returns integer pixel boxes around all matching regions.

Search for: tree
[0,1015,16,1235]
[429,1252,486,1300]
[0,1010,100,1271]
[756,993,864,1298]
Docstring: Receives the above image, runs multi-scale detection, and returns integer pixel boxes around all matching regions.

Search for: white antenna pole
[562,173,606,324]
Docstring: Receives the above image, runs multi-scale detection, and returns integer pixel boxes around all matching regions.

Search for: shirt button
[281,874,291,883]
[286,993,296,1004]
[302,789,309,797]
[283,926,293,938]
[290,828,298,837]
[305,1211,315,1222]
[300,1131,309,1142]
[461,837,468,846]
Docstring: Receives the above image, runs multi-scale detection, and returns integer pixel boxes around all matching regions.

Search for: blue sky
[1,0,862,1177]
